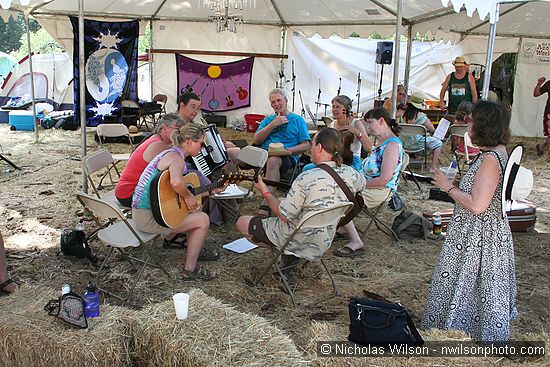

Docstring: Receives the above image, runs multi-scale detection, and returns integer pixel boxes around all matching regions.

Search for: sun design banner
[70,17,139,126]
[176,54,254,112]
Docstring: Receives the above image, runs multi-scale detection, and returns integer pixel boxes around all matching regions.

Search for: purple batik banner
[176,54,254,112]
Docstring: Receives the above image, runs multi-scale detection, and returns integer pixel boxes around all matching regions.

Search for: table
[423,108,446,125]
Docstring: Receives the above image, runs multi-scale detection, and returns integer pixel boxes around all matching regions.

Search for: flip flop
[0,278,17,295]
[333,246,365,258]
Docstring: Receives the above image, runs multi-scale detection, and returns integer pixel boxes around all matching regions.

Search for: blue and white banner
[71,17,139,126]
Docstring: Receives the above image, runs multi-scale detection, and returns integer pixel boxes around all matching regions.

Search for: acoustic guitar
[229,76,249,100]
[150,171,290,228]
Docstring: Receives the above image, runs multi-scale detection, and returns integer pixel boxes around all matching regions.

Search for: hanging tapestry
[176,54,254,112]
[70,17,139,126]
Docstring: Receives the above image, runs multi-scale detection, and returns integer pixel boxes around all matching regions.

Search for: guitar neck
[189,174,290,196]
[191,180,225,196]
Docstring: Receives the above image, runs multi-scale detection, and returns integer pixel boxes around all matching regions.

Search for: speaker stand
[377,64,385,101]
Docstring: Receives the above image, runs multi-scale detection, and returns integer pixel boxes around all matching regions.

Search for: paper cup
[172,293,189,320]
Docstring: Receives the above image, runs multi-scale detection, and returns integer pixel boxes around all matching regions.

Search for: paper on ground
[223,237,258,253]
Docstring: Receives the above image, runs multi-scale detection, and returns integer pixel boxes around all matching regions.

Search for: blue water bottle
[83,281,100,318]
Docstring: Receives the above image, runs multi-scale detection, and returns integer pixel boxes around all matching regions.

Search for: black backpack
[60,229,98,265]
[391,210,431,242]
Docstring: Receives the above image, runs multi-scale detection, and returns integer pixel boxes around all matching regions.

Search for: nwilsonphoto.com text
[316,341,546,358]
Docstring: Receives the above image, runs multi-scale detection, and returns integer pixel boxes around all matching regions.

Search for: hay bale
[0,285,131,367]
[125,288,309,367]
[308,322,548,367]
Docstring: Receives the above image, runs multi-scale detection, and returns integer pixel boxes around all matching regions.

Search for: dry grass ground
[0,124,548,366]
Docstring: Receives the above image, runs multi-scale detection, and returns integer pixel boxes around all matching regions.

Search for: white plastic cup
[172,293,189,320]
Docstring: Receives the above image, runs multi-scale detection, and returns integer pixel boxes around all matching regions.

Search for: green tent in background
[0,51,17,85]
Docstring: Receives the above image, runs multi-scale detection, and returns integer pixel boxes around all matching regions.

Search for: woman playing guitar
[132,123,222,281]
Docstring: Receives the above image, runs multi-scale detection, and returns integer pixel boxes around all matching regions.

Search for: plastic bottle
[76,219,85,232]
[446,161,458,180]
[83,281,100,318]
[433,214,442,235]
[61,284,71,295]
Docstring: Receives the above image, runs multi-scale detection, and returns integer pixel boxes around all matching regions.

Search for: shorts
[248,216,275,247]
[132,208,172,236]
[544,114,549,137]
[426,136,443,150]
[280,156,296,173]
[361,187,392,208]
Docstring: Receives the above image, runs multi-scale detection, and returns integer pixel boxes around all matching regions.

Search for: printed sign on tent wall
[520,40,550,65]
[176,54,254,112]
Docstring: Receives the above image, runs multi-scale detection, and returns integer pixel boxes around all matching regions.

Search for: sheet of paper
[433,117,451,140]
[216,184,244,196]
[223,237,258,254]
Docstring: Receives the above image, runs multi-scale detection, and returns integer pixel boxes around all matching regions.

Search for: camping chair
[82,149,130,211]
[253,202,354,308]
[121,99,149,131]
[144,94,167,128]
[212,146,268,224]
[76,192,170,303]
[399,124,428,171]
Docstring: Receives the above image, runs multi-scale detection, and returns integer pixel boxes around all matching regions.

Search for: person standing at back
[439,56,478,114]
[534,76,550,156]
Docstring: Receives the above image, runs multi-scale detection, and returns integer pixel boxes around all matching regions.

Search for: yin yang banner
[70,17,139,126]
[176,54,254,112]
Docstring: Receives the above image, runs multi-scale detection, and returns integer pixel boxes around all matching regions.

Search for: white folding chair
[82,149,130,211]
[76,192,170,303]
[454,131,479,175]
[399,124,428,171]
[254,202,354,308]
[96,123,133,162]
[212,146,268,224]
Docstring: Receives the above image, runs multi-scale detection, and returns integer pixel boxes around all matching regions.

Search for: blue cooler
[9,110,35,131]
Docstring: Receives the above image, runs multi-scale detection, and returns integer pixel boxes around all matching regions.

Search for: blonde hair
[170,122,204,146]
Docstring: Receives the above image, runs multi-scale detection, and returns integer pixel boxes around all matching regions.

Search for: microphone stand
[299,90,306,118]
[291,60,296,112]
[337,77,342,96]
[356,72,361,115]
[314,78,321,122]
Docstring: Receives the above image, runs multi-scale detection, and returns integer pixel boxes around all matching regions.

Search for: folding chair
[212,146,268,224]
[399,124,428,171]
[76,192,170,303]
[96,123,133,164]
[82,149,130,211]
[253,202,354,308]
[145,94,167,128]
[399,152,421,191]
[454,131,479,175]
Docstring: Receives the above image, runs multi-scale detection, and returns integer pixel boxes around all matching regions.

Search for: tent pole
[404,25,413,94]
[482,3,499,100]
[24,13,39,143]
[390,0,403,119]
[149,19,154,101]
[79,0,87,193]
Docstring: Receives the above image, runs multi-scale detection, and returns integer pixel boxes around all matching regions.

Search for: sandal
[0,278,17,295]
[198,247,220,261]
[182,266,217,281]
[162,234,187,249]
[333,246,365,258]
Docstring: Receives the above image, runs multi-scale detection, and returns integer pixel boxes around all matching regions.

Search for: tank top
[361,136,403,192]
[448,72,473,114]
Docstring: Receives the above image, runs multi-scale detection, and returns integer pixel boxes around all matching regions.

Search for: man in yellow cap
[439,56,478,114]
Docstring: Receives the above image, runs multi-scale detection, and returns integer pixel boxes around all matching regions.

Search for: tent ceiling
[2,0,548,40]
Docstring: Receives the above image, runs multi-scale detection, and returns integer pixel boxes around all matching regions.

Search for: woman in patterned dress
[421,100,518,342]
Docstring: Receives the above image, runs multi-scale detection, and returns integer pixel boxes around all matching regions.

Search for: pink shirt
[115,134,163,200]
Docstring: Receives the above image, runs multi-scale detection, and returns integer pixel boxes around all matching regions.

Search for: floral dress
[421,150,518,342]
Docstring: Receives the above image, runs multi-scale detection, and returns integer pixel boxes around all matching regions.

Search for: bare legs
[259,156,283,216]
[169,211,209,273]
[0,231,18,294]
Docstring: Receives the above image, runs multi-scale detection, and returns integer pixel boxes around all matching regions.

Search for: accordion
[186,124,229,177]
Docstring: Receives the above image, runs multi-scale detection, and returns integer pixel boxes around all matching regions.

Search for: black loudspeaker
[376,41,393,65]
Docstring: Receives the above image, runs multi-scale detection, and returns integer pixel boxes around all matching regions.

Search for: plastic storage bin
[244,114,265,133]
[9,110,35,131]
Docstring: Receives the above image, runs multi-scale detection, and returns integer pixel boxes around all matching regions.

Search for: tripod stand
[375,64,385,108]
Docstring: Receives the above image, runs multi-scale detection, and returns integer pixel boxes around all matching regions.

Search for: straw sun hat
[268,142,291,156]
[452,56,467,66]
[408,92,425,110]
[128,125,143,137]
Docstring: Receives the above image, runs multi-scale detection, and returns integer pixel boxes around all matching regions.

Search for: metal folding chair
[399,123,428,171]
[253,202,354,308]
[212,146,268,224]
[76,192,170,303]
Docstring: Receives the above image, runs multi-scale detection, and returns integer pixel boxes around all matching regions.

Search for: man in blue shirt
[253,88,311,215]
